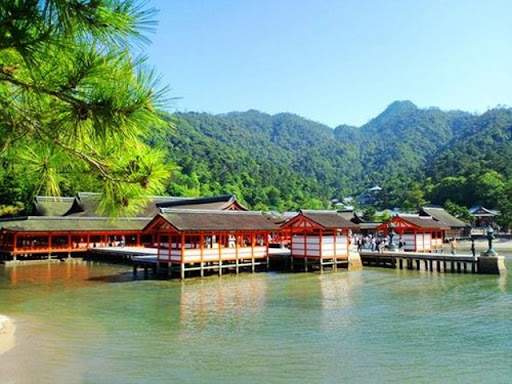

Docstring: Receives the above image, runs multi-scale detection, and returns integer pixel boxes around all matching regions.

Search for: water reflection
[319,272,360,310]
[178,276,267,330]
[6,262,91,288]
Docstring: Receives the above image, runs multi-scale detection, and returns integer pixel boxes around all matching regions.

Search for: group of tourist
[353,234,407,253]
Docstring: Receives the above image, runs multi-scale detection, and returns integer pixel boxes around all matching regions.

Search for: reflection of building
[377,215,448,252]
[419,206,470,239]
[469,206,500,229]
[179,277,267,329]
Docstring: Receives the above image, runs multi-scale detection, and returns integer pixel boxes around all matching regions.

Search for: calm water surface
[1,253,512,384]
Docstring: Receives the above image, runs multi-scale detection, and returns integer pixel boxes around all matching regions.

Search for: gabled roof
[33,196,76,216]
[0,216,149,233]
[337,210,365,224]
[65,192,188,217]
[469,206,500,217]
[156,194,248,211]
[281,210,358,230]
[144,210,279,232]
[262,211,297,225]
[377,216,449,231]
[419,206,469,228]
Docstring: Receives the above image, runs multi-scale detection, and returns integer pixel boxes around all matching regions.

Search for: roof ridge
[160,208,261,215]
[156,194,235,208]
[35,196,75,200]
[1,216,150,221]
[300,209,339,214]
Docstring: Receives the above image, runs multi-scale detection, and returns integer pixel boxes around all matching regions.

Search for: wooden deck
[360,251,478,273]
[91,246,158,256]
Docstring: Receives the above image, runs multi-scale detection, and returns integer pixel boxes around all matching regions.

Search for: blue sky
[145,0,511,127]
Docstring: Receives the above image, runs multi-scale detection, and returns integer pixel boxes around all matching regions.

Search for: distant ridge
[161,102,512,210]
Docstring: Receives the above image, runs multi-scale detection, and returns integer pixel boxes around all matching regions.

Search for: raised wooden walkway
[360,251,478,273]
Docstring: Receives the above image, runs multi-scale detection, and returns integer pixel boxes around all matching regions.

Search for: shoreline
[0,315,15,355]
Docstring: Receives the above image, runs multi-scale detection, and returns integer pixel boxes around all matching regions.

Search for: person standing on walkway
[450,238,457,255]
[471,238,476,257]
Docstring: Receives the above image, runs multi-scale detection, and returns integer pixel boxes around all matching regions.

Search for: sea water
[1,255,512,384]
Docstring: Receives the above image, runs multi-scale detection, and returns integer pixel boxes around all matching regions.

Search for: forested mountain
[2,100,512,225]
[160,101,512,215]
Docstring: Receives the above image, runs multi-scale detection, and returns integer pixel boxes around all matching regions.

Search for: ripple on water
[1,262,512,383]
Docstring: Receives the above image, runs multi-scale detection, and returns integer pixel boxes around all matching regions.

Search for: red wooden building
[0,216,151,261]
[280,210,359,270]
[376,216,448,252]
[0,194,251,262]
[143,210,280,278]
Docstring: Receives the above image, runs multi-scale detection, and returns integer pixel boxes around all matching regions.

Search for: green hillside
[162,101,512,214]
[2,100,511,226]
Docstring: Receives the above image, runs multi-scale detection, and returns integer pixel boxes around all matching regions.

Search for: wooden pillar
[303,230,308,272]
[265,231,270,271]
[156,232,161,261]
[303,229,307,259]
[218,232,222,276]
[180,233,186,279]
[251,232,255,273]
[200,233,205,277]
[68,232,72,251]
[333,229,337,271]
[13,233,17,254]
[319,229,323,272]
[413,229,417,252]
[136,233,140,247]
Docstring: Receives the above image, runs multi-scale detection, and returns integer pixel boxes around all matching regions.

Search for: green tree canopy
[0,0,171,216]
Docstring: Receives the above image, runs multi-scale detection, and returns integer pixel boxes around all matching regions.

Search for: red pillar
[13,233,17,254]
[319,229,323,260]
